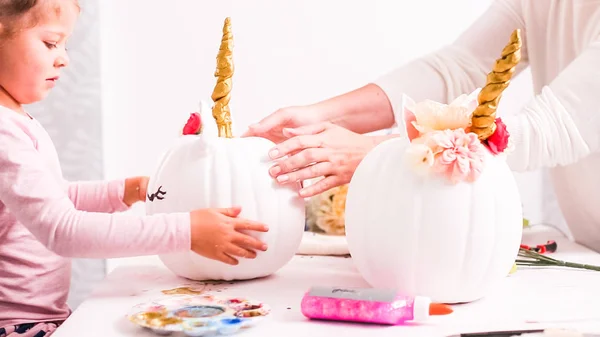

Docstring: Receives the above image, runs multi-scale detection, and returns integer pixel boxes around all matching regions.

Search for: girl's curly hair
[0,0,79,38]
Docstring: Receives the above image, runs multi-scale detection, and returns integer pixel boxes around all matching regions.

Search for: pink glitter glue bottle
[301,286,453,325]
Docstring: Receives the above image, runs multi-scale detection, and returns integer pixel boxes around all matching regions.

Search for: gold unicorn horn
[211,17,234,138]
[471,29,522,140]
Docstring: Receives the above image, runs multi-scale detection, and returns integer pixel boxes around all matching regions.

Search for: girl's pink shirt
[0,106,190,328]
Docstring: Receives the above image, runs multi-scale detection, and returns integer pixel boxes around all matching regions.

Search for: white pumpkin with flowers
[344,29,524,303]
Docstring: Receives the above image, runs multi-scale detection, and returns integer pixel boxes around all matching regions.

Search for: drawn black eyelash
[147,186,167,202]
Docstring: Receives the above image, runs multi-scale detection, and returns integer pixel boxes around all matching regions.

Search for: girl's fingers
[216,252,239,265]
[234,220,269,232]
[216,206,243,217]
[232,232,268,251]
[226,244,258,259]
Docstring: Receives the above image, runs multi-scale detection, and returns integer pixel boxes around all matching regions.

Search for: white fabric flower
[404,143,435,176]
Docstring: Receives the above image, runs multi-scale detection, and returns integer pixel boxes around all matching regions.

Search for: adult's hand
[267,122,379,198]
[241,106,320,144]
[242,84,396,144]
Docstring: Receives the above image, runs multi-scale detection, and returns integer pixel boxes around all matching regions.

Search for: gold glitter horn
[211,17,234,138]
[470,29,522,141]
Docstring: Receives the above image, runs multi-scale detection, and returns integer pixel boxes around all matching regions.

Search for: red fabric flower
[486,117,509,154]
[182,112,202,135]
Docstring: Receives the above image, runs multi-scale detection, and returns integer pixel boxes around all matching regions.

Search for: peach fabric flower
[428,128,487,184]
[409,89,480,135]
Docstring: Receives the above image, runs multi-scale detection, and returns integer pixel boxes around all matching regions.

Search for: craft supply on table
[520,240,558,254]
[127,294,270,336]
[446,329,600,337]
[516,247,600,271]
[301,286,453,325]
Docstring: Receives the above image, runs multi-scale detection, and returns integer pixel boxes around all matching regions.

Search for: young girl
[0,1,270,335]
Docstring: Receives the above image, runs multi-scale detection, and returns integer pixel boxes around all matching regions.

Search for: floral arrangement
[305,182,348,236]
[403,89,511,184]
[402,30,522,184]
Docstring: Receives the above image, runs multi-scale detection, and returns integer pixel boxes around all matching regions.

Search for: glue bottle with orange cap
[301,286,453,325]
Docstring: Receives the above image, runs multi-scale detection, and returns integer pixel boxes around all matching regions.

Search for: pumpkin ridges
[247,139,271,256]
[412,185,424,295]
[456,184,474,294]
[345,138,523,302]
[165,138,303,280]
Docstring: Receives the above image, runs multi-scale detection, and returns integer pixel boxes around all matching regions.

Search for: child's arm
[65,176,148,213]
[65,179,130,213]
[0,119,191,259]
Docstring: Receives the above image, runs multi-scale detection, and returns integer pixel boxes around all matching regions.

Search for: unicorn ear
[449,88,481,111]
[464,88,481,114]
[394,94,419,141]
[198,99,218,137]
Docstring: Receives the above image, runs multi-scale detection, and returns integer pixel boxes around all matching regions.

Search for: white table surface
[53,226,600,337]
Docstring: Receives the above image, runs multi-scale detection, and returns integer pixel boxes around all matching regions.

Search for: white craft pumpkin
[344,137,522,303]
[344,29,524,304]
[147,17,305,281]
[146,131,305,281]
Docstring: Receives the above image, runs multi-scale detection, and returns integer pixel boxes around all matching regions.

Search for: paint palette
[127,294,270,336]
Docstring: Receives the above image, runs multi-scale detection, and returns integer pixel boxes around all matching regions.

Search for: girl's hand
[267,122,379,198]
[190,207,269,265]
[124,176,150,206]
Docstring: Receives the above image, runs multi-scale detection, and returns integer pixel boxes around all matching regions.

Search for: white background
[97,0,557,272]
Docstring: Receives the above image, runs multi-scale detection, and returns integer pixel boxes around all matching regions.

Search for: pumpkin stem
[470,29,522,141]
[211,17,234,138]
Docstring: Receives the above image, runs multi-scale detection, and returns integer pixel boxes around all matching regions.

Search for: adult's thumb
[248,108,292,134]
[240,128,256,138]
[282,123,327,137]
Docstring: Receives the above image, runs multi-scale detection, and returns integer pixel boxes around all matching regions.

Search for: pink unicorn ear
[404,106,420,141]
[395,94,419,141]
